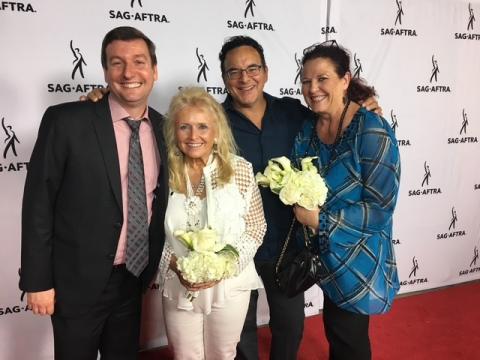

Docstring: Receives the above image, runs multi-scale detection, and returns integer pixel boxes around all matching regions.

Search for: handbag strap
[275,217,313,273]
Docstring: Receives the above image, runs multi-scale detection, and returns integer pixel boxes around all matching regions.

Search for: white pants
[163,290,251,360]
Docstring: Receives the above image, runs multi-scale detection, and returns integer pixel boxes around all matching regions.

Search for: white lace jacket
[158,154,267,313]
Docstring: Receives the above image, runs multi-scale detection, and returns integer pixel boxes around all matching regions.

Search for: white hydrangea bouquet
[174,226,239,285]
[255,156,328,210]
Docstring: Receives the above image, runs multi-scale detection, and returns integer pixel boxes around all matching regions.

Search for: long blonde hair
[164,87,238,193]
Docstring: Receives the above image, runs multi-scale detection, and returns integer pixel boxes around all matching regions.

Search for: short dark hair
[101,26,157,69]
[218,36,267,74]
[302,42,376,102]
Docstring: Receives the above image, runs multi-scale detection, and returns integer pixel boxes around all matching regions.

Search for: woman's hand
[79,87,109,102]
[293,205,320,233]
[361,96,383,116]
[169,254,220,291]
[182,279,220,291]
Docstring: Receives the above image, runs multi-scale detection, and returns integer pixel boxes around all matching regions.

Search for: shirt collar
[108,94,150,123]
[222,92,273,112]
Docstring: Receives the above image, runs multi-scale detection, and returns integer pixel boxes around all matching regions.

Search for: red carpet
[141,280,480,359]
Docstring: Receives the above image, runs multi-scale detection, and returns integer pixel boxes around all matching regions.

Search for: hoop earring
[213,139,218,154]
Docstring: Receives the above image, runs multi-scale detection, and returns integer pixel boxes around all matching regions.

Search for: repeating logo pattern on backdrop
[196,48,210,83]
[408,256,419,278]
[244,0,255,18]
[352,53,363,78]
[380,0,417,37]
[179,47,227,96]
[390,110,398,133]
[454,3,479,40]
[408,161,442,197]
[2,117,20,159]
[392,237,401,246]
[321,26,337,36]
[47,41,104,94]
[436,206,466,240]
[279,52,302,96]
[0,270,31,317]
[459,246,480,276]
[294,53,302,85]
[131,0,142,7]
[417,55,451,93]
[471,246,479,267]
[447,109,478,144]
[0,117,28,173]
[394,0,403,25]
[226,0,275,31]
[70,40,87,80]
[304,300,314,309]
[390,109,411,147]
[429,55,440,83]
[318,2,338,37]
[467,3,475,30]
[0,1,36,12]
[108,0,169,23]
[400,256,428,286]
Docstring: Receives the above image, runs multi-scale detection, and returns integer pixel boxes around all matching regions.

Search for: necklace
[192,175,205,197]
[315,99,351,176]
[184,167,206,231]
[323,99,351,146]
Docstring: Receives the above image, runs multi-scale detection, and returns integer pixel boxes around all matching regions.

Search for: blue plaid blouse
[292,107,401,315]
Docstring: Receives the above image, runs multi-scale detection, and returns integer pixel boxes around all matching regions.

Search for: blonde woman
[159,87,266,359]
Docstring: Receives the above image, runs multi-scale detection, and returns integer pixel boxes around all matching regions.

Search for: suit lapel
[150,110,169,200]
[92,97,122,211]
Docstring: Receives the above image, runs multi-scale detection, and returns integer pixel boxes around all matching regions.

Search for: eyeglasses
[303,39,338,55]
[225,64,263,80]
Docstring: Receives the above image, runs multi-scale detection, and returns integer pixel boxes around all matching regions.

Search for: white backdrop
[1,0,479,358]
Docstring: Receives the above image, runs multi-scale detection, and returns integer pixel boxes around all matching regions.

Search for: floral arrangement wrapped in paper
[255,156,328,210]
[174,226,239,284]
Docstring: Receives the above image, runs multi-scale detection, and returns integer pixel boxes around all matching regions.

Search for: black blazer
[20,96,168,316]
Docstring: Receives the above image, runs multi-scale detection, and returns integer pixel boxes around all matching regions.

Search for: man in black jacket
[20,26,168,360]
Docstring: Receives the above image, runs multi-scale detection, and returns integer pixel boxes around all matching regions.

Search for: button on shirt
[108,95,160,265]
[223,92,314,261]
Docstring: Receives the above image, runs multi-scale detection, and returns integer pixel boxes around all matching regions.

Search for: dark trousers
[323,295,371,360]
[236,261,305,360]
[51,265,142,360]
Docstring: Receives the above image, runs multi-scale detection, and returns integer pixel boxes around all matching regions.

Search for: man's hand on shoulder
[361,96,383,116]
[79,87,109,102]
[27,288,55,315]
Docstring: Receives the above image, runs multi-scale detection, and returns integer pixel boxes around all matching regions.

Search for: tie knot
[125,118,142,133]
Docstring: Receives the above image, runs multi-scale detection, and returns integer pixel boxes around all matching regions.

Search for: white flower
[300,156,318,173]
[257,156,328,210]
[173,229,194,250]
[255,156,295,194]
[174,226,224,252]
[174,227,240,284]
[192,227,223,253]
[279,173,302,205]
[296,170,328,210]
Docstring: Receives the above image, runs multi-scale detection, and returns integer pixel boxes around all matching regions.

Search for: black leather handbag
[274,217,324,298]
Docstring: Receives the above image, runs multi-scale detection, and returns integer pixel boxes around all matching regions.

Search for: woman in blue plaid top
[292,41,401,360]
